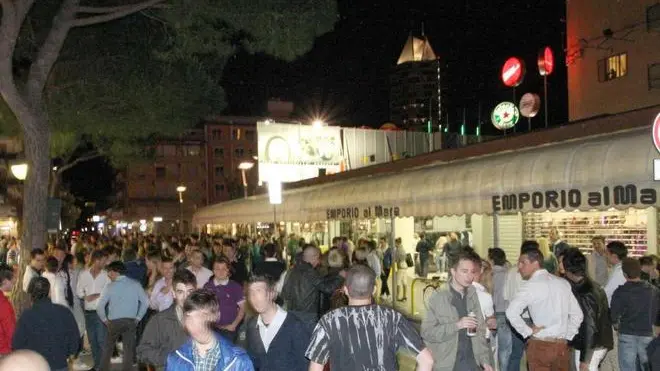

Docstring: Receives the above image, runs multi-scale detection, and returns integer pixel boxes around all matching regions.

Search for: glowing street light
[176,185,186,234]
[10,163,28,180]
[312,119,326,129]
[238,162,255,199]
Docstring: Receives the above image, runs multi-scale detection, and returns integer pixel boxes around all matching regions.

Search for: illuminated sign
[653,112,660,153]
[326,205,401,220]
[519,93,541,118]
[491,102,520,130]
[257,121,343,183]
[538,47,554,76]
[492,185,657,212]
[501,57,525,87]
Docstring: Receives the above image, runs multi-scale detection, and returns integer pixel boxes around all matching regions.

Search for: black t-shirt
[305,304,425,371]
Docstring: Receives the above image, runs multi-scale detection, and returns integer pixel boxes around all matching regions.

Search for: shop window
[211,129,223,140]
[215,166,224,177]
[232,128,241,140]
[597,53,627,82]
[648,3,660,32]
[155,166,166,178]
[234,148,245,157]
[245,130,255,141]
[649,63,660,89]
[214,147,224,158]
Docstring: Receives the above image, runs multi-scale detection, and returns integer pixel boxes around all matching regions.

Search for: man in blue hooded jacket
[165,290,253,371]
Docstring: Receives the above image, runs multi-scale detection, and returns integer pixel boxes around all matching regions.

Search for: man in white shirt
[186,249,213,289]
[22,248,45,293]
[506,241,583,371]
[42,257,68,308]
[76,250,109,371]
[150,257,174,312]
[603,241,628,304]
[245,274,310,370]
[600,241,628,371]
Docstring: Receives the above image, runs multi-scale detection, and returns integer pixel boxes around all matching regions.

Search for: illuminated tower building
[389,33,441,131]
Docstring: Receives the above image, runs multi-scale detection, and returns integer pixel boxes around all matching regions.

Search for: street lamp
[238,162,254,199]
[176,185,186,234]
[10,163,28,180]
[312,119,326,129]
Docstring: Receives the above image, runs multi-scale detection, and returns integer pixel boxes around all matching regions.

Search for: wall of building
[204,119,259,205]
[124,133,206,230]
[567,0,660,120]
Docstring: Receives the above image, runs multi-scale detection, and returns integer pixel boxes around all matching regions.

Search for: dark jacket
[281,262,334,318]
[165,331,254,371]
[253,260,286,282]
[246,312,310,371]
[125,258,148,287]
[318,268,345,316]
[12,298,80,370]
[568,277,614,362]
[611,281,660,337]
[137,304,188,367]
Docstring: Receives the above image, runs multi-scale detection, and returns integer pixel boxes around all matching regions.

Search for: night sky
[223,0,568,135]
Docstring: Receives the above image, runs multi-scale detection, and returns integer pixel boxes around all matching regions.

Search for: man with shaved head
[306,264,434,371]
[281,244,336,331]
[0,350,49,371]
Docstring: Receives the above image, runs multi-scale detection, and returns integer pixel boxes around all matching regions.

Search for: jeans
[101,318,137,371]
[496,313,512,371]
[574,348,607,371]
[84,310,107,370]
[419,254,429,278]
[619,333,653,371]
[508,317,533,371]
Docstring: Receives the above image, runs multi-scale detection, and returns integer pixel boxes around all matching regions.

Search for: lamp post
[10,163,28,181]
[238,161,254,199]
[176,185,186,234]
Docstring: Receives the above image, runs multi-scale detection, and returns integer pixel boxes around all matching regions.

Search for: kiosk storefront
[194,110,660,260]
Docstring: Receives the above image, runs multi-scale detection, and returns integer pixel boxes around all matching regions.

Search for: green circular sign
[491,101,520,130]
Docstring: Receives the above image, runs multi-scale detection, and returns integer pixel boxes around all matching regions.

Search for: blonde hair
[537,237,551,258]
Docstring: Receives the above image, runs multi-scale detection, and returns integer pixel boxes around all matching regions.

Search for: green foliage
[12,0,338,164]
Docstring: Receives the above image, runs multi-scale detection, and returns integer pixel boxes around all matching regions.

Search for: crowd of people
[0,231,656,371]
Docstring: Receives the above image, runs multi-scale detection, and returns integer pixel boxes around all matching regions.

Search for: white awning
[193,128,659,225]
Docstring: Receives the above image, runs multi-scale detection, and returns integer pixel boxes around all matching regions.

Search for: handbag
[405,253,414,268]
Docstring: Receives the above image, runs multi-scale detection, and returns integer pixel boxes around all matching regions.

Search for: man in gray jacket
[137,269,197,370]
[421,249,494,371]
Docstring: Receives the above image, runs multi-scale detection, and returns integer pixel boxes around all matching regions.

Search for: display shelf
[523,209,648,257]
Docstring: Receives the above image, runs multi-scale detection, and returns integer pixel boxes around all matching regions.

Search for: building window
[155,166,166,178]
[245,130,255,141]
[234,148,244,157]
[232,128,241,140]
[211,129,223,140]
[648,3,660,32]
[214,166,224,177]
[183,145,200,156]
[598,53,627,82]
[650,64,660,89]
[215,184,225,195]
[214,147,224,158]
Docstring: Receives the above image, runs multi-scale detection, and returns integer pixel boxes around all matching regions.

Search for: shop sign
[491,102,520,130]
[492,184,657,212]
[326,205,400,220]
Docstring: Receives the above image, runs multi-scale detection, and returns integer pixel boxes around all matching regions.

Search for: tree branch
[26,0,80,106]
[71,0,164,27]
[56,152,102,173]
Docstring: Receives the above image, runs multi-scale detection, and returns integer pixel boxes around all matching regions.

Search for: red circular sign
[501,57,525,87]
[538,46,554,76]
[653,112,660,153]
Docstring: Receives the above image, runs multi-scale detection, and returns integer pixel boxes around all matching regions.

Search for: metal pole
[241,169,248,199]
[544,75,549,128]
[528,117,531,132]
[390,215,397,309]
[179,194,183,234]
